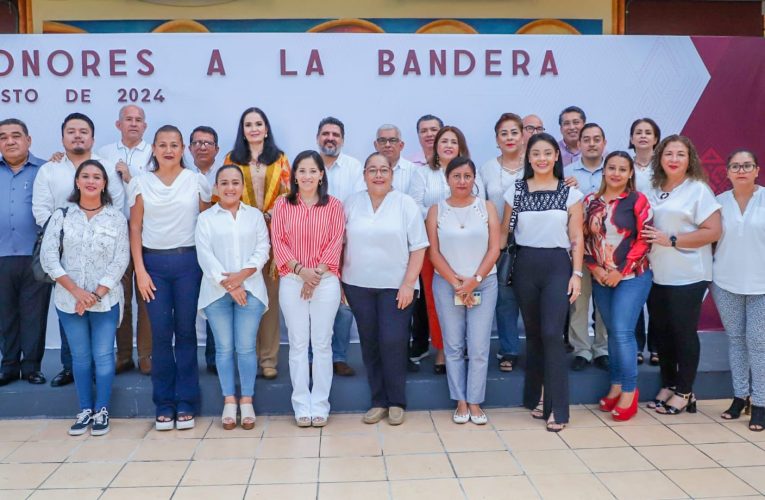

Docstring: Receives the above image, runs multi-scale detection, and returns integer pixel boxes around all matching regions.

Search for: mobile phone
[454,291,482,306]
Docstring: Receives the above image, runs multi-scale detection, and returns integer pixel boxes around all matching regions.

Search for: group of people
[0,103,762,437]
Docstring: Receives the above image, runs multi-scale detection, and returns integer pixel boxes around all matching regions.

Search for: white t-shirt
[503,180,583,249]
[129,168,212,249]
[713,187,765,295]
[342,190,429,289]
[647,179,721,285]
[479,157,523,221]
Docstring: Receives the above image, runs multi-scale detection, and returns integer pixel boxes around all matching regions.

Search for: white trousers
[279,274,341,419]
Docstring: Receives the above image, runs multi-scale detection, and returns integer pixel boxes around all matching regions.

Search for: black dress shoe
[571,356,589,371]
[115,359,135,374]
[407,360,421,373]
[24,371,46,385]
[206,364,218,375]
[50,369,74,387]
[0,371,20,387]
[593,355,610,371]
[433,363,446,375]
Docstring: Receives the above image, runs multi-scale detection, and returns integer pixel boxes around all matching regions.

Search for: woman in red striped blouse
[271,150,345,428]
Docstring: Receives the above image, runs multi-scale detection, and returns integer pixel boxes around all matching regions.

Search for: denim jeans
[331,303,354,363]
[205,322,216,367]
[496,281,521,357]
[204,292,266,398]
[57,305,119,411]
[144,250,202,417]
[432,273,498,404]
[59,319,72,370]
[591,270,653,392]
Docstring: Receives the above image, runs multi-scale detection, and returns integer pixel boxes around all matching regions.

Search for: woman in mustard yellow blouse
[224,107,291,379]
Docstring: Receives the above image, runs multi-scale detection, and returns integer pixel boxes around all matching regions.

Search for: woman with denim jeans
[196,165,270,430]
[130,125,212,431]
[41,160,129,436]
[426,156,500,425]
[583,151,654,422]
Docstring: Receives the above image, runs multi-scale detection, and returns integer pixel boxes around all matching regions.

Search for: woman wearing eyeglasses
[711,150,765,432]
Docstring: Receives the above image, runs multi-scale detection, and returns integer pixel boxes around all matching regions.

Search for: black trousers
[410,276,430,355]
[647,281,708,393]
[0,256,51,375]
[513,247,571,424]
[344,283,413,409]
[634,308,657,354]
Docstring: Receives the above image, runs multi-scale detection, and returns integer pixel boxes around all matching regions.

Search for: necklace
[634,157,651,170]
[451,203,473,229]
[79,204,103,212]
[500,156,523,175]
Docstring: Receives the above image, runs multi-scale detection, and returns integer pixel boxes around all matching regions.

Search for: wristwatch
[670,235,678,248]
[573,270,584,278]
[474,274,483,283]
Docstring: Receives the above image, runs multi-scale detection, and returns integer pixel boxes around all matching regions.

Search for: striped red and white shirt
[271,195,345,277]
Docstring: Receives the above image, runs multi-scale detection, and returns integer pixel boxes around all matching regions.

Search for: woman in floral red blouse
[583,151,653,422]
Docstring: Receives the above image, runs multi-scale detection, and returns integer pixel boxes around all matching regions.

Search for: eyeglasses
[191,140,216,148]
[375,137,400,145]
[523,125,545,134]
[728,163,757,173]
[365,167,392,177]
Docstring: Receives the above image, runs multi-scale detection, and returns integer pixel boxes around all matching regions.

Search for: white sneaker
[69,409,94,436]
[91,407,110,436]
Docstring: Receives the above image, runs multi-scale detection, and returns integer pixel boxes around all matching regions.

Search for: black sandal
[498,355,516,373]
[721,397,751,420]
[658,391,696,415]
[637,353,644,365]
[649,352,660,366]
[531,399,544,419]
[750,405,765,432]
[647,386,675,409]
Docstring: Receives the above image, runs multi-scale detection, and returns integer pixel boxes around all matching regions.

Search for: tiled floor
[1,399,764,499]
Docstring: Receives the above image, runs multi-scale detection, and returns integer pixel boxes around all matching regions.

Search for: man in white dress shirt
[374,124,415,195]
[409,114,443,167]
[97,105,153,375]
[33,112,126,387]
[316,117,364,376]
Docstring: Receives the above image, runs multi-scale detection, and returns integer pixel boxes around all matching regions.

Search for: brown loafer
[138,357,152,375]
[262,367,278,380]
[388,407,405,426]
[362,407,388,424]
[333,362,355,377]
[115,359,135,374]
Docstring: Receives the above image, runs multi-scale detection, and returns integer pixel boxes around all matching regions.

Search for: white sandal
[240,403,256,430]
[453,409,470,424]
[470,411,488,425]
[296,416,312,428]
[221,403,237,430]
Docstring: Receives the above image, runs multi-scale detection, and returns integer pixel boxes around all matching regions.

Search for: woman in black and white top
[642,135,721,415]
[501,133,584,432]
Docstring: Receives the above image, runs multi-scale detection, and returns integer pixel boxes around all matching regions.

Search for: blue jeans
[59,319,72,370]
[204,292,266,398]
[432,273,498,404]
[57,305,119,411]
[331,303,354,363]
[205,322,216,367]
[496,281,521,357]
[144,250,202,417]
[591,270,653,392]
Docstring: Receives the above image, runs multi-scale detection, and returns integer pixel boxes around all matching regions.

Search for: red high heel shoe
[612,390,640,422]
[599,393,621,412]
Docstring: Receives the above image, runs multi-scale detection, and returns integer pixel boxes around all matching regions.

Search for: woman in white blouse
[642,135,721,415]
[42,160,130,437]
[129,125,212,431]
[196,165,270,430]
[711,150,764,432]
[343,153,429,426]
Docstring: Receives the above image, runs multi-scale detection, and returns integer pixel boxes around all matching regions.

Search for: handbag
[31,207,69,283]
[496,180,523,286]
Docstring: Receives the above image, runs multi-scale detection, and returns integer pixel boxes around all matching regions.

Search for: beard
[71,146,87,155]
[319,143,340,157]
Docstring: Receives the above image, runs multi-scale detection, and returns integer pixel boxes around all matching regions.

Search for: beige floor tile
[262,417,321,438]
[595,407,662,427]
[181,458,254,486]
[498,429,567,451]
[385,453,454,480]
[697,400,734,422]
[29,488,103,499]
[431,411,494,433]
[0,490,34,500]
[41,462,123,489]
[568,409,609,428]
[68,438,141,462]
[98,419,152,440]
[0,463,59,488]
[5,439,80,463]
[244,483,317,499]
[561,426,628,449]
[100,487,175,500]
[193,436,259,460]
[597,470,689,499]
[530,473,613,499]
[723,420,765,442]
[651,410,713,425]
[320,434,381,457]
[513,450,589,475]
[449,450,522,477]
[667,423,745,445]
[144,418,212,440]
[696,442,765,467]
[250,457,319,484]
[664,467,758,497]
[111,460,189,487]
[0,420,46,441]
[636,444,719,470]
[0,441,22,461]
[320,414,378,435]
[173,485,247,499]
[438,430,505,453]
[378,411,436,434]
[381,432,444,455]
[319,480,389,500]
[460,475,540,499]
[730,466,765,494]
[131,438,200,461]
[613,425,686,447]
[256,436,320,459]
[489,410,544,431]
[389,478,464,500]
[319,456,386,482]
[204,421,264,439]
[575,447,655,473]
[29,421,90,441]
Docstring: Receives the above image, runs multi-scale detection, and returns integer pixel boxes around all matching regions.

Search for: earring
[319,179,323,186]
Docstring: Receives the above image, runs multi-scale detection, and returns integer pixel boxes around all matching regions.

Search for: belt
[142,246,195,255]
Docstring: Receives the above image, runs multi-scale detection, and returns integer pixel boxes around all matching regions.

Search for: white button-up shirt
[392,157,416,196]
[97,140,152,182]
[195,202,271,315]
[32,153,126,226]
[191,160,223,188]
[325,153,364,204]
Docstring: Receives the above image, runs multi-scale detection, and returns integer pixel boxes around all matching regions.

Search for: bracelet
[296,265,303,275]
[572,270,583,278]
[94,293,102,302]
[292,262,299,273]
